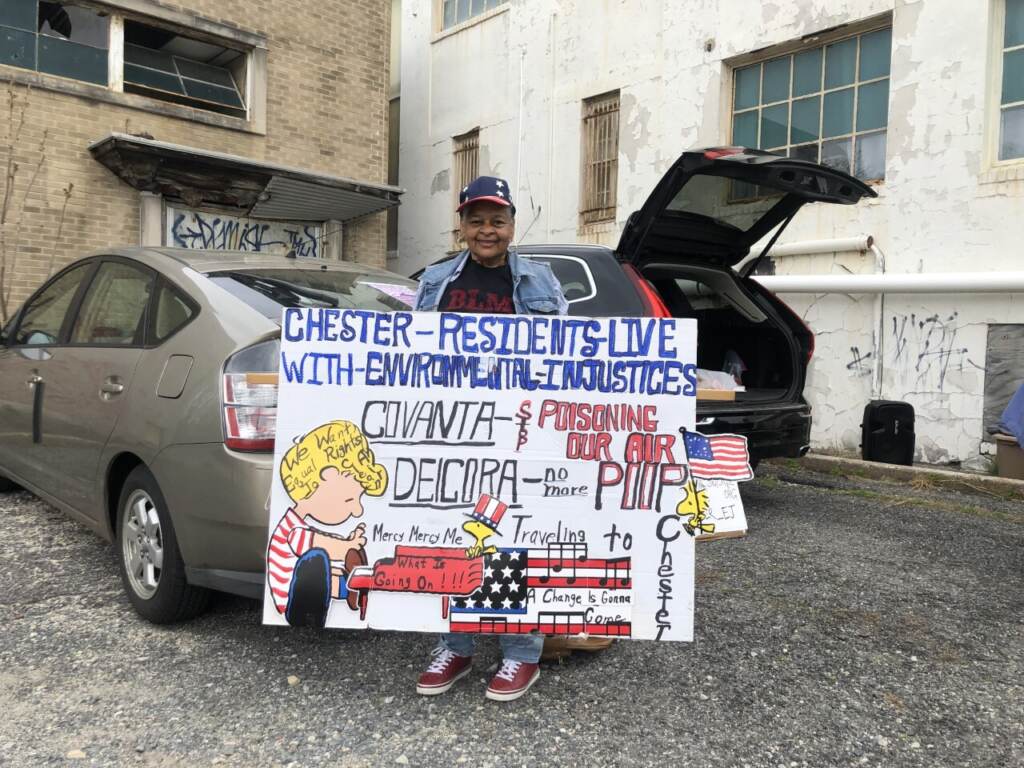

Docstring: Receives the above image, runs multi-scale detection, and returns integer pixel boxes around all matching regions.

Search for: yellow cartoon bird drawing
[676,478,715,535]
[462,494,507,558]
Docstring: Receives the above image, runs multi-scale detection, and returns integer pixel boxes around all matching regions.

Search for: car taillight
[223,339,279,452]
[622,264,672,318]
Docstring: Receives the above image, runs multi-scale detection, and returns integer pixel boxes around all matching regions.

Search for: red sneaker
[416,647,473,696]
[485,659,540,702]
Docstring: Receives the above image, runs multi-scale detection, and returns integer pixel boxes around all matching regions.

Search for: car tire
[116,465,210,624]
[0,476,19,492]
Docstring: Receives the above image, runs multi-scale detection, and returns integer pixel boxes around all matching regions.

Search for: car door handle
[696,417,716,427]
[100,378,125,396]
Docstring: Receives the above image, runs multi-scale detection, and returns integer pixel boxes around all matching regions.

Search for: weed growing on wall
[0,81,74,325]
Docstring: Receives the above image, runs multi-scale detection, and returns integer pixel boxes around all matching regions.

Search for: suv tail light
[622,264,672,318]
[223,339,279,452]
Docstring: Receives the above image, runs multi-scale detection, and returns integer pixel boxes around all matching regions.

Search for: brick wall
[0,0,391,317]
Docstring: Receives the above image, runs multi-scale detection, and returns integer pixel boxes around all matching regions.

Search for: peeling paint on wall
[430,169,450,194]
[399,0,1024,465]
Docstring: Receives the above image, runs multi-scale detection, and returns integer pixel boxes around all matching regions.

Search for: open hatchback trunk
[616,147,876,410]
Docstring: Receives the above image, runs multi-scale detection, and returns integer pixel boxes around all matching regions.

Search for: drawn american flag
[683,432,753,481]
[450,550,529,615]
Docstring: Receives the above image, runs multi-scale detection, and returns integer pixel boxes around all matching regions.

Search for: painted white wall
[398,0,1024,468]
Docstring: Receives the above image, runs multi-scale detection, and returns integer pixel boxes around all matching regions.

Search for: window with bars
[1000,0,1024,160]
[440,0,508,31]
[581,91,620,224]
[731,27,892,181]
[452,129,480,251]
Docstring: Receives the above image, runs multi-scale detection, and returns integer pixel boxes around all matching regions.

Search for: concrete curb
[771,453,1024,500]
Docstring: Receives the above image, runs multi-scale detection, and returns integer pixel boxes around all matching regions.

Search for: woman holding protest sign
[412,176,601,702]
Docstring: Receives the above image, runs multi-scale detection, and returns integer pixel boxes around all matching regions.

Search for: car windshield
[665,172,782,232]
[206,268,417,319]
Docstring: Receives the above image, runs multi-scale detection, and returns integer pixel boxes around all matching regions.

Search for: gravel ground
[1,462,1021,768]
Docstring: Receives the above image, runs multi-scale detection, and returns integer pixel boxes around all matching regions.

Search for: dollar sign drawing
[515,399,533,451]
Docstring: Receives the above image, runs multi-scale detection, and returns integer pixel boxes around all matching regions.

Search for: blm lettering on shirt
[439,258,514,314]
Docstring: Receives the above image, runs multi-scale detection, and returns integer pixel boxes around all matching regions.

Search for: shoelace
[426,647,458,674]
[494,659,522,682]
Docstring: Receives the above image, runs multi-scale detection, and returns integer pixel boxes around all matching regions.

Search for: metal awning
[89,133,402,222]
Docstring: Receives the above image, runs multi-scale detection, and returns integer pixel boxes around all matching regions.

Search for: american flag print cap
[457,176,516,217]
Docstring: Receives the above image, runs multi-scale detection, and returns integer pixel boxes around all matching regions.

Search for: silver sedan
[0,248,416,622]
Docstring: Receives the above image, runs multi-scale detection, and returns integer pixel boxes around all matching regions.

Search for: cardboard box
[995,434,1024,480]
[696,388,736,401]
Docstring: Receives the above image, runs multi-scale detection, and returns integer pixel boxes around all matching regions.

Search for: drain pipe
[754,272,1024,292]
[766,235,874,258]
[755,235,1024,400]
[869,242,886,400]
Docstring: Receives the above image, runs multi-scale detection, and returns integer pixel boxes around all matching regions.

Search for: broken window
[0,3,258,125]
[440,0,507,31]
[123,19,246,118]
[580,91,620,224]
[0,1,109,85]
[1000,0,1024,160]
[731,26,892,182]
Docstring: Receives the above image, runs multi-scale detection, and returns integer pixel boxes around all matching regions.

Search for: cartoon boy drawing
[268,420,388,628]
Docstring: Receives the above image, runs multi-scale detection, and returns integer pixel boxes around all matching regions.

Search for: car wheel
[116,465,210,623]
[0,476,19,492]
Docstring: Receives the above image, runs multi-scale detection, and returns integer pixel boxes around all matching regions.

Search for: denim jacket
[414,249,568,316]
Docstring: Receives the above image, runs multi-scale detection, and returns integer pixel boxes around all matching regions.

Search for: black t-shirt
[438,257,514,314]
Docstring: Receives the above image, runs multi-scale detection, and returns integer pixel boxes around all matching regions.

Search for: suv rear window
[666,173,780,231]
[206,269,417,319]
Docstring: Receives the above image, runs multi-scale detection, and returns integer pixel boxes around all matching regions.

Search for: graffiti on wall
[890,312,984,392]
[846,346,873,377]
[167,207,323,258]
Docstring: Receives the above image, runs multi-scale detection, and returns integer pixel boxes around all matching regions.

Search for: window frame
[8,259,100,348]
[0,1,113,86]
[451,128,481,252]
[580,90,621,225]
[724,15,892,184]
[523,253,597,304]
[146,274,200,345]
[0,0,267,134]
[988,0,1024,168]
[433,0,509,37]
[63,257,159,350]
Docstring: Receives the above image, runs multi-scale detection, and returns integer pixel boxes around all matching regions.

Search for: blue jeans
[440,632,543,663]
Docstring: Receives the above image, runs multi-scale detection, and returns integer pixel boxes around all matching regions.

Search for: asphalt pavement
[1,462,1021,768]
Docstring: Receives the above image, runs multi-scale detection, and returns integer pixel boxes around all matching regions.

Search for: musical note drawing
[479,616,508,633]
[537,611,586,634]
[598,557,632,588]
[539,542,588,584]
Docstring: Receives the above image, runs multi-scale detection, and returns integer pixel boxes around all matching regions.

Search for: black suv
[422,147,876,467]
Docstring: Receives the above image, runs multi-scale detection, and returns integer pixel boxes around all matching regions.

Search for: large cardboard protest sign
[263,309,752,641]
